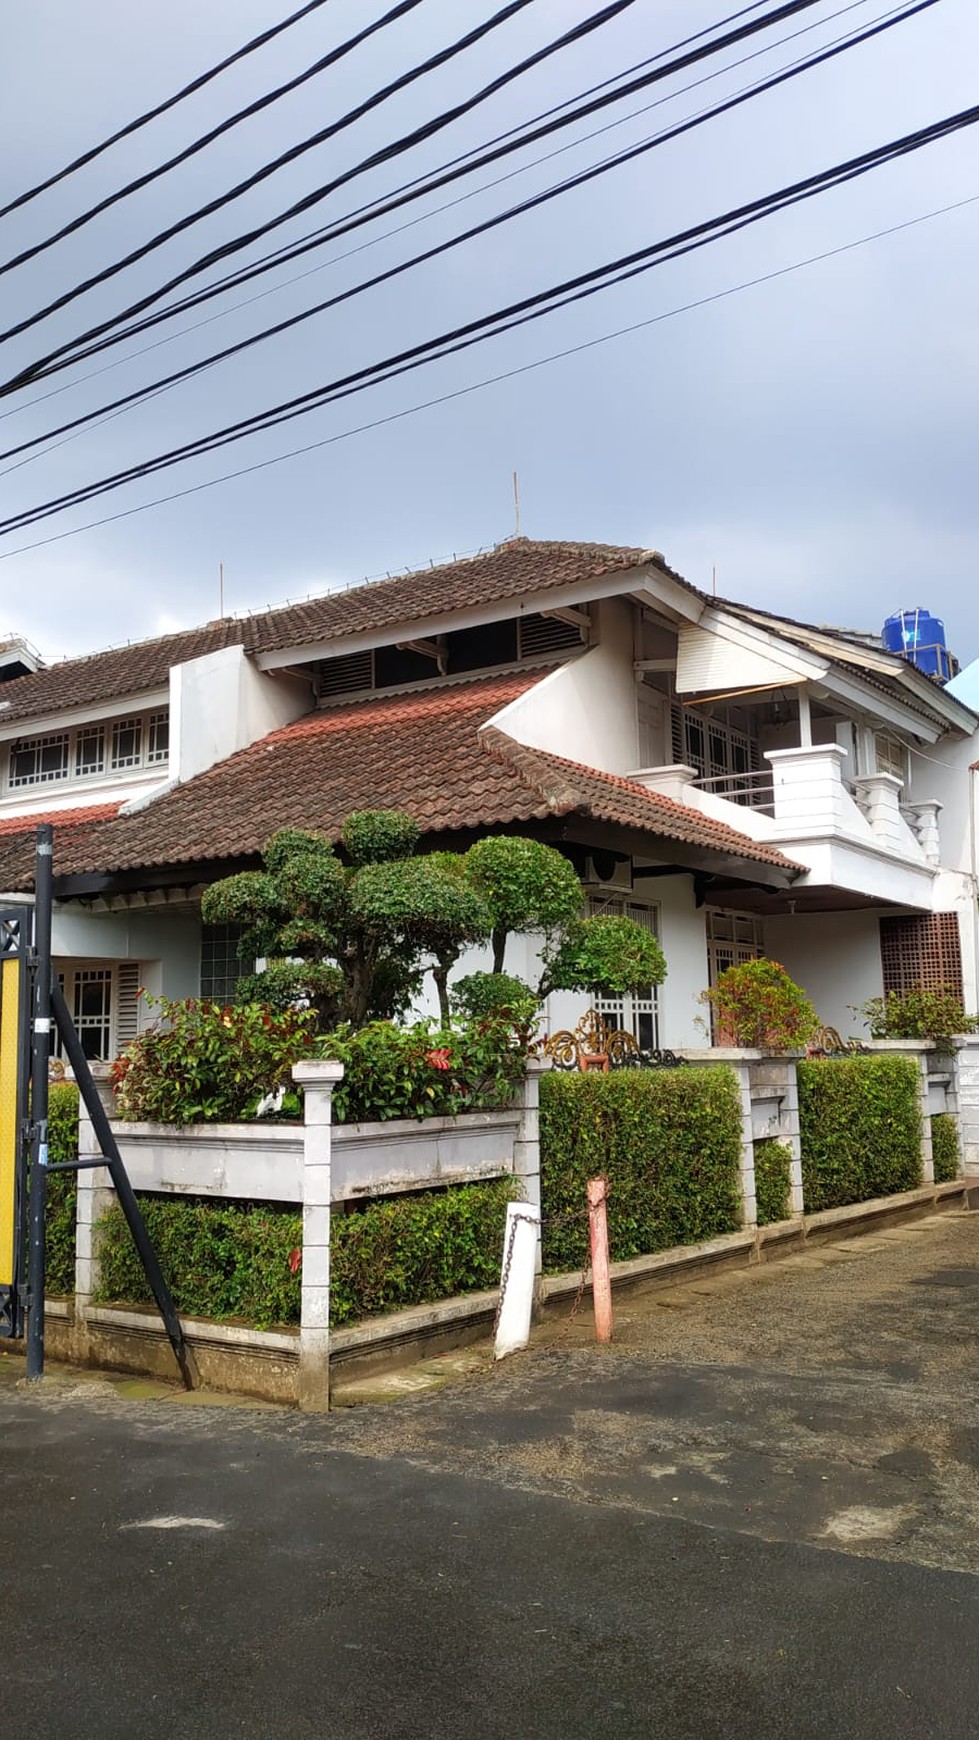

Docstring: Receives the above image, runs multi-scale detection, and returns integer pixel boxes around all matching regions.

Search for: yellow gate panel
[0,954,21,1290]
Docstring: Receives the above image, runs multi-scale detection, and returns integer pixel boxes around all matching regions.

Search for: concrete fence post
[731,1060,757,1231]
[73,1064,117,1351]
[952,1037,979,1176]
[782,1058,805,1216]
[513,1056,549,1289]
[919,1052,935,1186]
[293,1060,344,1412]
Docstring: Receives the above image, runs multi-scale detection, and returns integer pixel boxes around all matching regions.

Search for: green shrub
[330,1179,514,1324]
[539,1068,742,1273]
[754,1138,792,1227]
[798,1054,922,1212]
[113,996,317,1124]
[932,1112,960,1183]
[45,1082,79,1296]
[858,988,978,1048]
[94,1179,515,1330]
[451,971,540,1027]
[319,1018,526,1124]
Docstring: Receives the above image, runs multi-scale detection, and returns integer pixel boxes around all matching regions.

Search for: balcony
[629,746,942,906]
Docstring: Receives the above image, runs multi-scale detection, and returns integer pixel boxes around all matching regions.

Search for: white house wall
[764,910,884,1037]
[52,905,202,1000]
[169,644,311,785]
[487,599,640,773]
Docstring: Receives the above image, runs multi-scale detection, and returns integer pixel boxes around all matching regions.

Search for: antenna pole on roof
[711,564,717,597]
[219,561,225,619]
[512,470,521,539]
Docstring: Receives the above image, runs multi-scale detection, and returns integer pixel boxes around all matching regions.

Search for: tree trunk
[433,960,451,1026]
[492,926,508,975]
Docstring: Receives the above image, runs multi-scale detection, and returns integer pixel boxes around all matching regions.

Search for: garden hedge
[797,1054,922,1212]
[754,1139,792,1227]
[538,1066,742,1273]
[93,1177,514,1330]
[931,1112,960,1184]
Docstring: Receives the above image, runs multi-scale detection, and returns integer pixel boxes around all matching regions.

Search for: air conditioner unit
[585,853,633,892]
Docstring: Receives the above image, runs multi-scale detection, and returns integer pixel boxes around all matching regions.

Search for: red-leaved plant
[700,959,819,1052]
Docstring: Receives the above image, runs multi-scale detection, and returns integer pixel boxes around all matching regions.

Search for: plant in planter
[857,988,979,1049]
[700,959,819,1052]
[112,995,317,1124]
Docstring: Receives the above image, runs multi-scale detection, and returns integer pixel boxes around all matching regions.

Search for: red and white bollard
[587,1175,613,1343]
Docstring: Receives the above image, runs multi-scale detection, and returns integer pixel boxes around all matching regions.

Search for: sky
[1,0,978,667]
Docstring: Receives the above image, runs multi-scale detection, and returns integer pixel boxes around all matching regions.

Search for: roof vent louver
[316,649,373,700]
[518,612,584,658]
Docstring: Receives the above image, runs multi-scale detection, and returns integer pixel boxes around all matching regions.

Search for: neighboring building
[0,539,975,1054]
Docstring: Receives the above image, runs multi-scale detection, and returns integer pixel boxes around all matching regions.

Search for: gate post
[293,1060,343,1412]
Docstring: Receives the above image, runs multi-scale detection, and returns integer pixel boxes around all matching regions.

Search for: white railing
[693,769,775,814]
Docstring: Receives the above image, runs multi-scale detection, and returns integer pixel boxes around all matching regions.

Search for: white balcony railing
[691,769,775,815]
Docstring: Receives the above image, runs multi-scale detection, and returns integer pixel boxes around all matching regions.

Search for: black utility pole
[25,823,52,1381]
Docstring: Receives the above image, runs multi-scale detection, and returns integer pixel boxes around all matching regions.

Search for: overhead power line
[0,0,429,275]
[4,99,975,536]
[3,188,974,562]
[2,0,831,382]
[0,0,936,467]
[0,0,624,351]
[0,0,343,220]
[0,0,883,422]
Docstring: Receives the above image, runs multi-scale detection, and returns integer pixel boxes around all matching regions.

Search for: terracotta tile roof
[0,673,797,890]
[479,733,799,870]
[0,538,668,726]
[0,803,123,887]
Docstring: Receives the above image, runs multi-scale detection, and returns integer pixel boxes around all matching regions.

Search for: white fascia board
[0,687,169,744]
[815,667,944,743]
[253,561,701,670]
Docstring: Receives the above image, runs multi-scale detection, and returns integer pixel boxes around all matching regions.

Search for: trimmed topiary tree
[202,812,491,1029]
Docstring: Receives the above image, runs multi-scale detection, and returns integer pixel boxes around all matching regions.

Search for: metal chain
[493,1198,605,1334]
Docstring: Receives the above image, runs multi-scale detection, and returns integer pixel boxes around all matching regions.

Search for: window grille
[586,896,660,1049]
[200,923,254,1002]
[9,731,69,787]
[879,913,963,997]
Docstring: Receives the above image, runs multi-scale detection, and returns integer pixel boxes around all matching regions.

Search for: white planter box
[109,1109,522,1204]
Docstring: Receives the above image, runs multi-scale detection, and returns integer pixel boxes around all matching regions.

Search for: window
[671,703,761,803]
[53,961,143,1062]
[200,923,254,1002]
[706,908,764,983]
[75,725,105,777]
[875,734,907,783]
[586,896,660,1050]
[5,709,169,791]
[110,717,142,769]
[9,731,69,787]
[147,712,169,764]
[879,913,963,997]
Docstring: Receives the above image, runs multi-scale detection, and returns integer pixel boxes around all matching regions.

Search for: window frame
[5,708,169,794]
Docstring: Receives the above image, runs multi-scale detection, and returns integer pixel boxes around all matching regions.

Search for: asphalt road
[4,1209,979,1738]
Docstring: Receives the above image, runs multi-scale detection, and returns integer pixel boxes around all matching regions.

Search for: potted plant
[701,959,819,1052]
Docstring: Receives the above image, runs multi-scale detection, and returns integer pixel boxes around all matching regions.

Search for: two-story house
[0,538,973,1054]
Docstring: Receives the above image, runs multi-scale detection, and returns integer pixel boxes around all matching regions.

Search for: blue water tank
[882,609,955,682]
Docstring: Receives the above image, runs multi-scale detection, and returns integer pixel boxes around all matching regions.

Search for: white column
[293,1060,344,1412]
[74,1064,117,1331]
[732,1059,757,1230]
[513,1057,548,1288]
